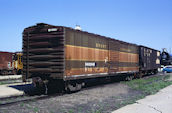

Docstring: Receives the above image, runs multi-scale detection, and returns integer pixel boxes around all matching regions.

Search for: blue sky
[0,0,172,52]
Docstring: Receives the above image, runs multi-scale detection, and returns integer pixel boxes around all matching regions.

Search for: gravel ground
[0,81,143,113]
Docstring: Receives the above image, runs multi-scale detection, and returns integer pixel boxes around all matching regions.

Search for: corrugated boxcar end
[0,51,14,75]
[0,52,14,70]
[22,23,65,80]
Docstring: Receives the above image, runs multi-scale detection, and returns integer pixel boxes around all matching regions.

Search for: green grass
[115,94,145,108]
[0,80,18,85]
[0,82,4,85]
[20,102,24,107]
[33,107,39,112]
[114,74,172,109]
[92,110,102,113]
[122,74,172,95]
[68,109,74,113]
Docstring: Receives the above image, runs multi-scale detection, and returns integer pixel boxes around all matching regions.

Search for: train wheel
[66,82,82,92]
[1,70,7,75]
[125,75,134,81]
[137,72,143,78]
[17,69,22,75]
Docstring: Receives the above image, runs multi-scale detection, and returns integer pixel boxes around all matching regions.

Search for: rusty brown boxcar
[139,46,161,76]
[22,23,140,92]
[0,51,14,75]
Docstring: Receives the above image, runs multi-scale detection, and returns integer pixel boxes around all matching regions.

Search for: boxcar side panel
[108,39,119,73]
[118,42,139,72]
[65,28,139,80]
[65,29,109,77]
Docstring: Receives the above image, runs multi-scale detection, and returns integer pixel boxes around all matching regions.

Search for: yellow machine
[13,52,23,75]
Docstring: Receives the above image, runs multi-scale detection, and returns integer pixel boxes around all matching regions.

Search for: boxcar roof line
[139,45,160,52]
[24,23,138,46]
[24,23,159,51]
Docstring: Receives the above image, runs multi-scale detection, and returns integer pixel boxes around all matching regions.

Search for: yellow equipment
[13,52,23,75]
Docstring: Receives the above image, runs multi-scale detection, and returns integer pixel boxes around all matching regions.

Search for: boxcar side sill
[64,71,139,80]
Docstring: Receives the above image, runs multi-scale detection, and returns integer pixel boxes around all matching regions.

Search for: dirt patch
[0,82,143,113]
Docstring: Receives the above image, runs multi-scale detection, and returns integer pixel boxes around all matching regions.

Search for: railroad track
[0,80,109,107]
[0,73,163,107]
[0,93,63,107]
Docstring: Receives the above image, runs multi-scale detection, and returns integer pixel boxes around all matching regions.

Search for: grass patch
[33,107,39,112]
[20,102,24,107]
[115,94,145,108]
[92,110,102,113]
[0,82,5,85]
[115,74,172,109]
[90,108,102,113]
[0,80,20,85]
[122,74,172,95]
[68,109,74,113]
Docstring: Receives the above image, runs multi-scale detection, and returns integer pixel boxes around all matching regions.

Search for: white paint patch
[85,62,96,67]
[48,28,57,32]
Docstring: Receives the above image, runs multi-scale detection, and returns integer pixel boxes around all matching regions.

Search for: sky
[0,0,172,53]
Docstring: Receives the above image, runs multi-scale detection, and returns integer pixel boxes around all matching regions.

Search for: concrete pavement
[0,82,32,98]
[112,84,172,113]
[0,84,24,98]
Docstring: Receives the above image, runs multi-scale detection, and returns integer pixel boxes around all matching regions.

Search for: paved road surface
[0,82,32,98]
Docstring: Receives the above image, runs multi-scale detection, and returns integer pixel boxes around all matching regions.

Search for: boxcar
[139,46,161,76]
[0,51,14,75]
[22,23,141,92]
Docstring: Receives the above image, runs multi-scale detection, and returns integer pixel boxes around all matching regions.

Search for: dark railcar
[22,23,139,92]
[139,46,161,76]
[0,51,14,75]
[161,49,172,66]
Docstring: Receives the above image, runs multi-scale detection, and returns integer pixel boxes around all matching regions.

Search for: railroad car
[13,52,23,75]
[161,49,172,66]
[0,51,14,75]
[22,23,160,93]
[139,46,161,77]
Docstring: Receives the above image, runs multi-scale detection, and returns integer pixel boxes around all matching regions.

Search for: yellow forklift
[13,52,23,75]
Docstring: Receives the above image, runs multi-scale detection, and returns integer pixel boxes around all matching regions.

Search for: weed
[50,110,54,113]
[26,104,32,109]
[115,94,144,109]
[33,107,39,112]
[92,109,102,113]
[68,109,74,113]
[20,102,24,107]
[78,107,83,113]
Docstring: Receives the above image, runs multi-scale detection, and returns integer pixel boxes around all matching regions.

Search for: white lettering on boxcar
[85,62,96,67]
[48,28,57,32]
